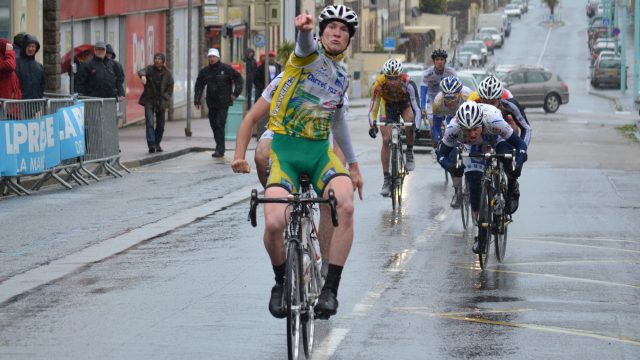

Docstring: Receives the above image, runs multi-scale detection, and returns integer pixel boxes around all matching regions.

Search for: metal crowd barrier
[0,94,130,197]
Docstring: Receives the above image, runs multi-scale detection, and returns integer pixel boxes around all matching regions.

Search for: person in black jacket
[194,48,244,158]
[76,41,124,99]
[16,34,44,103]
[138,53,174,153]
[105,43,125,99]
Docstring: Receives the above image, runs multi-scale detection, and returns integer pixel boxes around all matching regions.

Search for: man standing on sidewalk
[194,48,244,158]
[138,53,174,153]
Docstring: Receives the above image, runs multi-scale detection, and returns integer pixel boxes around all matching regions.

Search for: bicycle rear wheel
[285,240,302,360]
[477,180,492,269]
[460,177,470,230]
[494,176,509,262]
[391,145,399,210]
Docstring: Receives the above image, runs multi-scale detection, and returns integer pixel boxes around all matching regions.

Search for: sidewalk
[118,116,258,168]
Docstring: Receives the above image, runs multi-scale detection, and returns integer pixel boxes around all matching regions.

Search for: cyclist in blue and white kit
[431,76,472,208]
[436,101,527,254]
[420,49,457,145]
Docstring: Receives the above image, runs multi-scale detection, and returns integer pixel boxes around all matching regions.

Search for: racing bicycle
[454,146,472,230]
[249,175,338,360]
[379,120,413,210]
[463,147,515,269]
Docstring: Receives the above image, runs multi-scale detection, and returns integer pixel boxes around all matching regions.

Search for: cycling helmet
[319,5,359,38]
[431,48,448,60]
[440,76,462,98]
[478,75,504,100]
[382,59,403,76]
[455,101,483,129]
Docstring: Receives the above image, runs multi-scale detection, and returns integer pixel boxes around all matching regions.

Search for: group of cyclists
[231,4,531,321]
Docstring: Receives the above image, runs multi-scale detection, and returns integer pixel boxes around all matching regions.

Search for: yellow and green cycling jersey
[268,49,349,140]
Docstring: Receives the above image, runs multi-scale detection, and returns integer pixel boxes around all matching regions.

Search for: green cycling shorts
[267,133,349,195]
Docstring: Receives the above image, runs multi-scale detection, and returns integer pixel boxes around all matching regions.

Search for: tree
[276,41,294,66]
[420,0,447,14]
[543,0,560,15]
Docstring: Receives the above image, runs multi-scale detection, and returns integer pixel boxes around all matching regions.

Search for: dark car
[591,57,626,88]
[495,64,570,113]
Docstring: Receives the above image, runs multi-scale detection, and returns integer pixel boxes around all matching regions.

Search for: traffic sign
[383,37,396,51]
[253,34,266,48]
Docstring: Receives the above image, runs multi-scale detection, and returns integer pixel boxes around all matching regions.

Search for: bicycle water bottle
[391,127,399,145]
[310,234,322,273]
[303,251,312,284]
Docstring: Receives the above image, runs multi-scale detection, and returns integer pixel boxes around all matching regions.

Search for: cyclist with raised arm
[420,49,457,145]
[233,73,346,278]
[231,5,363,320]
[436,101,527,254]
[368,59,421,197]
[472,75,532,214]
[431,76,472,208]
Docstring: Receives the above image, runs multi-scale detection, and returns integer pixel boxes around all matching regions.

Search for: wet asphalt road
[1,0,639,358]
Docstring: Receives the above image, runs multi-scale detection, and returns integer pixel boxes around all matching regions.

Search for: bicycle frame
[379,121,413,210]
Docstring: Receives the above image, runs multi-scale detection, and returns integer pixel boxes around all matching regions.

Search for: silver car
[495,65,570,113]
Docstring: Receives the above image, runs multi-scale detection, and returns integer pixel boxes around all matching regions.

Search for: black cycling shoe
[268,283,286,319]
[472,236,482,254]
[315,288,338,320]
[507,180,520,215]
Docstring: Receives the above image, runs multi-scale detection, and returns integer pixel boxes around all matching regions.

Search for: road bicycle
[463,147,515,269]
[249,175,338,360]
[379,120,413,210]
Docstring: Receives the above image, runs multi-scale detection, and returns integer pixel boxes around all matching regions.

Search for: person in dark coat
[12,33,26,59]
[253,51,282,105]
[138,53,174,153]
[105,43,125,99]
[243,48,257,109]
[194,48,244,158]
[16,34,44,101]
[76,41,124,99]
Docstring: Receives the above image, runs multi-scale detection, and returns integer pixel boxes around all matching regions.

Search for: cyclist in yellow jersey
[232,5,363,320]
[368,58,420,197]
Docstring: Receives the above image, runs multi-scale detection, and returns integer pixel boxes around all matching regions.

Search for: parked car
[478,34,496,54]
[461,42,488,65]
[591,57,626,88]
[504,4,522,19]
[464,68,490,84]
[591,41,619,65]
[466,40,489,59]
[495,65,570,113]
[595,50,617,63]
[478,26,503,47]
[402,62,426,72]
[512,0,528,13]
[456,70,480,91]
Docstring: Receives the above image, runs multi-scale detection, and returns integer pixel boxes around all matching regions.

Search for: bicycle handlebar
[248,189,339,228]
[377,121,414,127]
[457,148,517,172]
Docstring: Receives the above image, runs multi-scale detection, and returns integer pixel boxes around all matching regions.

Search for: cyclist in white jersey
[420,49,457,141]
[436,101,527,254]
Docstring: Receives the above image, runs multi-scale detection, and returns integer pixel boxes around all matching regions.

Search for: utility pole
[621,0,627,94]
[186,0,193,137]
[634,0,639,100]
[263,0,270,90]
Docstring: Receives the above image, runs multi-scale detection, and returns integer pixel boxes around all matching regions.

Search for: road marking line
[313,328,350,360]
[615,111,631,115]
[536,25,553,66]
[514,238,640,253]
[0,185,256,306]
[459,266,640,289]
[395,307,640,346]
[576,110,593,113]
[352,290,383,317]
[515,235,640,243]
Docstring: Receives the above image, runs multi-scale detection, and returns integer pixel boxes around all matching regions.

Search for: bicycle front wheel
[477,180,492,269]
[285,241,302,360]
[302,250,320,358]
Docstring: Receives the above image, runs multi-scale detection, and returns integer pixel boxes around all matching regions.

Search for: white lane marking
[352,290,383,317]
[615,111,631,115]
[536,26,553,66]
[0,185,255,305]
[313,328,350,360]
[576,110,593,113]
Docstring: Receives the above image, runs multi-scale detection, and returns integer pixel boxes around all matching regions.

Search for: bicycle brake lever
[249,189,258,227]
[327,189,339,227]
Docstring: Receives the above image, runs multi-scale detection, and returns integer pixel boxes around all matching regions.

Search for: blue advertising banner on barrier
[0,103,85,176]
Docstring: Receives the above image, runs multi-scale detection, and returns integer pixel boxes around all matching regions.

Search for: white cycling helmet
[319,5,359,38]
[478,75,504,100]
[382,59,403,76]
[455,101,483,129]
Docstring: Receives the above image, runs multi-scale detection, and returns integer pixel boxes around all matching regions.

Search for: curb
[587,90,624,111]
[121,147,214,169]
